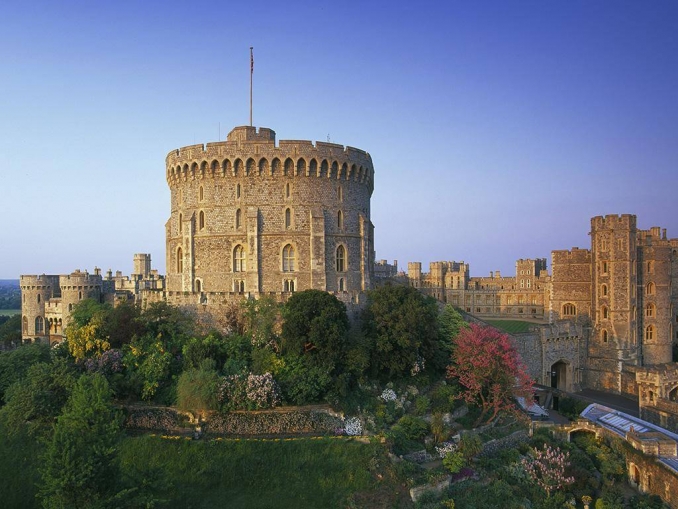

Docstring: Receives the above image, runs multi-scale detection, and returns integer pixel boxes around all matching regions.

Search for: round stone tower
[165,126,375,301]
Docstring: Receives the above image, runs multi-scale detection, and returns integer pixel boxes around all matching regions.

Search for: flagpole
[249,47,253,127]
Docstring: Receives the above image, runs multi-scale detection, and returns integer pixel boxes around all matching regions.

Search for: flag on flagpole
[250,47,254,74]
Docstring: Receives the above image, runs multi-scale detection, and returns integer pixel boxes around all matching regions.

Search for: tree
[0,314,21,346]
[176,359,220,414]
[0,343,51,403]
[362,283,443,380]
[447,323,533,426]
[521,444,575,498]
[39,373,123,508]
[281,290,349,370]
[438,305,467,352]
[65,312,111,362]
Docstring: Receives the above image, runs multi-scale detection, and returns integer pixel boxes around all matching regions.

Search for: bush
[414,395,430,415]
[394,415,429,441]
[176,360,220,413]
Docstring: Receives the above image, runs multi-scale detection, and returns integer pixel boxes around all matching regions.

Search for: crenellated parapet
[165,126,374,194]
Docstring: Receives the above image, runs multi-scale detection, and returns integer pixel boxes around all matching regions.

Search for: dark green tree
[438,304,467,351]
[0,343,51,404]
[0,314,21,346]
[176,359,220,414]
[39,373,123,509]
[362,283,443,380]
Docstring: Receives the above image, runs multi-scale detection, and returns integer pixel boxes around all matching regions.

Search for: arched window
[336,245,346,272]
[602,261,608,274]
[235,209,242,229]
[78,291,82,300]
[646,303,655,318]
[337,210,343,229]
[520,279,524,288]
[602,306,609,319]
[37,294,41,304]
[199,211,205,230]
[177,247,183,273]
[282,244,295,272]
[602,329,608,343]
[233,245,246,272]
[526,280,531,289]
[234,280,245,293]
[284,279,295,292]
[285,183,291,199]
[647,282,655,295]
[236,183,241,199]
[337,186,343,202]
[35,316,44,334]
[646,325,654,340]
[22,316,27,334]
[297,158,306,176]
[284,158,293,175]
[179,213,183,234]
[195,279,202,292]
[601,284,608,296]
[648,261,654,273]
[285,208,291,229]
[199,186,204,201]
[338,278,345,291]
[562,303,576,317]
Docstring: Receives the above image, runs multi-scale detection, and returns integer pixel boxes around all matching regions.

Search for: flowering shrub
[521,445,575,497]
[85,349,123,375]
[435,441,458,458]
[218,372,281,410]
[410,356,425,377]
[380,388,397,402]
[344,417,363,436]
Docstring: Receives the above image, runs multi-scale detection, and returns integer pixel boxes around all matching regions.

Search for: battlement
[165,126,374,191]
[552,247,592,264]
[20,274,60,289]
[591,214,637,230]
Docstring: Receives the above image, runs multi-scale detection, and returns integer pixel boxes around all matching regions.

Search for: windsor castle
[19,126,678,429]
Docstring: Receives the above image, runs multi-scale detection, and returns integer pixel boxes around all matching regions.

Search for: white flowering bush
[522,445,575,497]
[435,441,458,458]
[344,417,363,436]
[218,372,281,410]
[380,388,397,402]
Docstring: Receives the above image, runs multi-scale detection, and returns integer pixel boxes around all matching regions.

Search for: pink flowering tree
[521,445,575,497]
[447,323,533,426]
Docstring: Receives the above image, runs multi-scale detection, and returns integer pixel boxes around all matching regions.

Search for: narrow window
[35,316,44,334]
[602,306,609,319]
[601,284,608,296]
[336,245,346,272]
[282,244,295,272]
[199,211,205,230]
[646,303,655,318]
[37,294,41,304]
[286,183,291,198]
[337,186,343,202]
[285,208,291,229]
[79,291,82,300]
[602,330,608,343]
[648,261,654,273]
[520,279,524,289]
[199,186,204,201]
[338,278,345,291]
[179,213,183,234]
[22,316,28,334]
[284,279,295,292]
[236,209,242,229]
[562,303,576,317]
[526,280,531,289]
[337,210,343,229]
[195,280,202,292]
[177,247,183,273]
[233,245,246,272]
[647,282,655,295]
[602,261,608,274]
[236,183,241,199]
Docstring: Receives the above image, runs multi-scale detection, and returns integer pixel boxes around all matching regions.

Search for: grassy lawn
[485,319,535,334]
[119,435,408,509]
[0,309,21,317]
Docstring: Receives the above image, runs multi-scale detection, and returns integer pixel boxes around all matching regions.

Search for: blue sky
[1,0,677,279]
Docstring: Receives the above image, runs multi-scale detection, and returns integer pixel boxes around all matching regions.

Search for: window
[602,261,608,274]
[233,245,246,272]
[235,209,242,229]
[562,303,576,317]
[338,278,345,291]
[337,210,343,229]
[602,306,609,319]
[282,244,295,272]
[284,279,295,293]
[601,284,608,296]
[285,208,291,229]
[236,183,241,199]
[646,325,654,340]
[35,316,44,334]
[602,329,608,343]
[617,238,624,250]
[520,279,524,288]
[336,245,346,272]
[199,211,205,230]
[648,261,654,273]
[601,238,608,251]
[234,280,245,293]
[177,247,183,273]
[195,279,202,292]
[527,280,531,289]
[337,186,343,202]
[37,294,41,304]
[179,213,183,234]
[647,282,655,295]
[285,183,291,198]
[199,186,204,201]
[646,303,655,318]
[22,316,27,334]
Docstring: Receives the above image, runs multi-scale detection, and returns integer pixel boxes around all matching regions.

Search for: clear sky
[1,0,677,279]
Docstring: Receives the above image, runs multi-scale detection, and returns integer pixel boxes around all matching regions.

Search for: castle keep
[165,126,374,307]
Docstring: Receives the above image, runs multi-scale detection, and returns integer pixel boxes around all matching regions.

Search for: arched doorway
[550,360,569,391]
[629,463,641,488]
